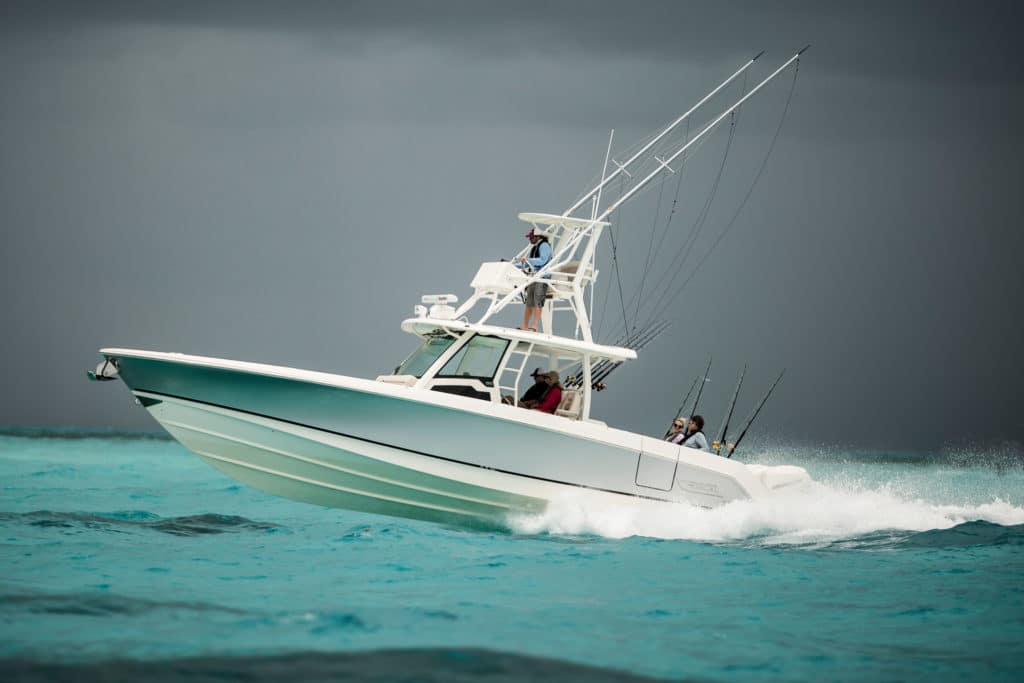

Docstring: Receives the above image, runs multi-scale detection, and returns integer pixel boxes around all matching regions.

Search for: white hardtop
[518,212,610,230]
[400,318,636,363]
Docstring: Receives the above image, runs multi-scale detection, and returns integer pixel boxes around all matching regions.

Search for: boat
[91,49,813,529]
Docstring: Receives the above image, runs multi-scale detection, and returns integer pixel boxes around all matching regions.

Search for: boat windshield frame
[395,329,460,378]
[435,334,509,386]
[394,318,639,420]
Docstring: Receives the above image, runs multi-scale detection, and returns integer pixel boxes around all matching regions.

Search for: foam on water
[509,465,1024,545]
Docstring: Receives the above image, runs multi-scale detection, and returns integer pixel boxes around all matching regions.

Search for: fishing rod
[725,369,785,459]
[591,321,671,386]
[575,320,669,387]
[713,364,746,454]
[564,320,670,389]
[681,357,712,439]
[665,375,701,439]
[616,319,670,356]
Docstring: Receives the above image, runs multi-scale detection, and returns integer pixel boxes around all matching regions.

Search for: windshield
[437,335,509,383]
[395,331,458,377]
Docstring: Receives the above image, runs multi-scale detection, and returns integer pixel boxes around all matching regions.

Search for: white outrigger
[92,49,812,528]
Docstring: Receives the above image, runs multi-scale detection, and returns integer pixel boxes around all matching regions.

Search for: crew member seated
[665,418,686,441]
[669,415,709,451]
[533,371,563,414]
[517,368,549,409]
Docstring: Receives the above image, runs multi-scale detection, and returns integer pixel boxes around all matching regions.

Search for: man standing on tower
[515,228,552,332]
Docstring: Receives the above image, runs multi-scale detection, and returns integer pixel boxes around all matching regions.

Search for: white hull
[103,350,811,529]
[143,391,559,527]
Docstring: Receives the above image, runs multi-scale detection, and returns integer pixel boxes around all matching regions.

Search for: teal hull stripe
[141,388,665,503]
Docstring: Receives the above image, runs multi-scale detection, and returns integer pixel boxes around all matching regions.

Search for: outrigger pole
[592,46,809,226]
[563,51,764,218]
[484,53,773,319]
[494,48,810,322]
[726,369,785,458]
[681,357,713,439]
[480,48,809,343]
[713,364,747,454]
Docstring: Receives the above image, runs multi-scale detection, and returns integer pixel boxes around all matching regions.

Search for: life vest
[529,237,551,263]
[674,429,704,446]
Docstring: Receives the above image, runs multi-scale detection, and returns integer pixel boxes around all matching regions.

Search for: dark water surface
[1,433,1022,681]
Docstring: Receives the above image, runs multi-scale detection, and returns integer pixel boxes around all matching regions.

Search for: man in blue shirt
[515,228,553,332]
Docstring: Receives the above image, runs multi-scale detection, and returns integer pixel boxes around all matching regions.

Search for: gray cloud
[5,0,1022,85]
[1,1,1022,450]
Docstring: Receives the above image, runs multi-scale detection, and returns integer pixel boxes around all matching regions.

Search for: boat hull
[103,350,804,527]
[144,392,552,528]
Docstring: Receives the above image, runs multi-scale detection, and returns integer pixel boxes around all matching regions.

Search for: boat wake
[507,478,1024,548]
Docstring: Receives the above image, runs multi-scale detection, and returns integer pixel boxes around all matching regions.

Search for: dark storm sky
[2,1,1022,451]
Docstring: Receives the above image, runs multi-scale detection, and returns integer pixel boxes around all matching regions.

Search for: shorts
[524,281,548,308]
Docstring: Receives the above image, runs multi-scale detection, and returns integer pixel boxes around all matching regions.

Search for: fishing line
[673,72,748,278]
[639,112,738,328]
[635,117,691,320]
[643,61,801,328]
[632,173,667,330]
[630,107,697,332]
[619,72,750,337]
[593,236,614,340]
[597,127,723,343]
[607,178,631,346]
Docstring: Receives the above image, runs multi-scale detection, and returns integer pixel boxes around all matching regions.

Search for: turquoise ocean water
[1,431,1022,681]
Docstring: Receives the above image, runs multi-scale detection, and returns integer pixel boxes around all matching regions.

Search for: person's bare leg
[528,306,541,331]
[520,307,531,330]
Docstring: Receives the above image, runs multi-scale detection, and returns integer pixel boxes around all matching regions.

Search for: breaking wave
[507,477,1024,548]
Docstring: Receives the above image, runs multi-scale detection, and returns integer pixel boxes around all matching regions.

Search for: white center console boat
[92,50,812,528]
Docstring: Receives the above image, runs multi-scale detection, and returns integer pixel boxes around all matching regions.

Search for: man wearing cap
[517,368,550,409]
[515,228,552,332]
